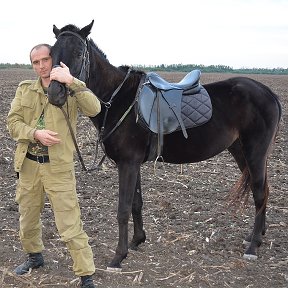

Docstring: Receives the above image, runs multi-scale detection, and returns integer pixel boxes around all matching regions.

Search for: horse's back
[205,76,281,126]
[160,76,281,164]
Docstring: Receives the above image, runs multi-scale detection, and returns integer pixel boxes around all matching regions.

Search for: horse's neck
[88,63,125,101]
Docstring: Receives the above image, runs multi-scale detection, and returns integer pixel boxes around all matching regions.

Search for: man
[7,43,101,288]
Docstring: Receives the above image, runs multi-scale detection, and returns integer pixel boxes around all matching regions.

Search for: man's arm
[7,85,36,143]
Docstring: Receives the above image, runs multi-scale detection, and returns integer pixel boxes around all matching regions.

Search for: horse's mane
[118,65,131,72]
[89,39,108,62]
[118,65,146,76]
[58,24,81,34]
[59,24,146,76]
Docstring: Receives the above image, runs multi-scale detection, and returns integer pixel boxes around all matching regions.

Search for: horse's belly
[161,127,238,164]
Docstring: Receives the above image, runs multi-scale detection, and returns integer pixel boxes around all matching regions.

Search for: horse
[49,20,282,270]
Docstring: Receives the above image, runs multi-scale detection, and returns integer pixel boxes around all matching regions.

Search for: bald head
[30,44,51,63]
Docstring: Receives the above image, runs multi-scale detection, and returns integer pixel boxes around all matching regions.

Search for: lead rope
[58,68,133,172]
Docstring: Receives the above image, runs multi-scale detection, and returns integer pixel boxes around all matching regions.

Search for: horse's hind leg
[129,170,146,250]
[243,167,268,260]
[241,137,271,260]
[228,139,267,242]
[228,139,246,172]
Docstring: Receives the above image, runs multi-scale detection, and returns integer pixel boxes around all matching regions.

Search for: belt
[26,152,50,163]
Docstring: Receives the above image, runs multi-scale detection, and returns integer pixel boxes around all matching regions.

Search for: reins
[59,68,133,171]
[98,68,132,142]
[60,106,88,171]
[53,30,135,171]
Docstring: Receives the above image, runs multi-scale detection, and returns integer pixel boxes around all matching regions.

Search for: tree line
[135,64,288,75]
[1,63,288,75]
[0,63,32,69]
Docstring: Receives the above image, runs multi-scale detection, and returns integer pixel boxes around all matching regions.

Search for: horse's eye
[73,50,82,58]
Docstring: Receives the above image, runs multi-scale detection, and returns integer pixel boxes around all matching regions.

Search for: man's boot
[14,253,44,275]
[81,275,96,288]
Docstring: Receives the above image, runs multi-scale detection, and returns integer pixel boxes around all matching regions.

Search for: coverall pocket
[15,183,44,216]
[49,183,78,212]
[15,183,38,207]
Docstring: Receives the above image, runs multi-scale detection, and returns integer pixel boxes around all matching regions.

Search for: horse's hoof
[243,253,258,260]
[129,245,137,251]
[242,240,251,245]
[106,266,122,272]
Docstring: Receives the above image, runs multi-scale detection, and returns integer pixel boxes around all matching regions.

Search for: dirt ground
[0,69,287,288]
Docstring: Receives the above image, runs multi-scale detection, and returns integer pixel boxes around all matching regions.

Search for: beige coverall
[7,77,101,276]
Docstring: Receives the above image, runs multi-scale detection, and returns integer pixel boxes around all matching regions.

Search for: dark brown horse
[49,20,282,270]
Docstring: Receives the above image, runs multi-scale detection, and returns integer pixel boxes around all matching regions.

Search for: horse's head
[51,20,94,81]
[47,20,94,107]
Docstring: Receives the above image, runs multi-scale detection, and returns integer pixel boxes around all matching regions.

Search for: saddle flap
[138,85,179,134]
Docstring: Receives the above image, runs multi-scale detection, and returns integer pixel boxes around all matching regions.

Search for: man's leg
[14,158,46,274]
[43,166,95,276]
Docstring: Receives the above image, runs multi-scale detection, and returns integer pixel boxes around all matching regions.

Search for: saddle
[136,70,212,141]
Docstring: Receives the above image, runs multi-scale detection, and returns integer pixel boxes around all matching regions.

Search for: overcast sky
[1,0,287,69]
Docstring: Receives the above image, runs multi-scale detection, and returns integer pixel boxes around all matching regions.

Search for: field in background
[0,69,287,287]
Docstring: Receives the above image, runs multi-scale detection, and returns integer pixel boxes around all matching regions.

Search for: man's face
[30,46,52,79]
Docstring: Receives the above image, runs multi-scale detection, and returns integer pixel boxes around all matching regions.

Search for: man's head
[30,44,52,82]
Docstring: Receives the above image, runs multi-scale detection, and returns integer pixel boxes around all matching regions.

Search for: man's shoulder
[18,80,36,87]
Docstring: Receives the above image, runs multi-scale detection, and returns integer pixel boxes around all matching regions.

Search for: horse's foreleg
[107,163,139,270]
[130,170,146,250]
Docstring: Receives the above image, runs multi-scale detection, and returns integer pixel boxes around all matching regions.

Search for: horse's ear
[79,20,94,38]
[53,24,60,38]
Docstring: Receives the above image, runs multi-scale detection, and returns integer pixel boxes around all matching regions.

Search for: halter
[53,31,134,171]
[56,31,90,82]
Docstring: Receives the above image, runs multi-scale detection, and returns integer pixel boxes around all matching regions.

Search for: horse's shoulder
[18,80,35,87]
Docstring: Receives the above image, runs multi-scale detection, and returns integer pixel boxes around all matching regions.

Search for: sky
[1,0,287,69]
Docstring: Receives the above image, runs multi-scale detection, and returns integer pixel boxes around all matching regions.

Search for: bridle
[90,67,134,171]
[54,31,134,171]
[98,67,132,143]
[56,31,90,82]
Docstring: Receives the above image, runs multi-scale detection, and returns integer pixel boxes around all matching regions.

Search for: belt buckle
[36,155,45,164]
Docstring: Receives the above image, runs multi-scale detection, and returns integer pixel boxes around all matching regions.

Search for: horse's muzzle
[47,80,67,107]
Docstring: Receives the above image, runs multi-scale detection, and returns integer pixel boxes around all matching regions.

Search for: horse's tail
[273,92,282,143]
[267,88,282,146]
[227,168,250,210]
[228,81,280,213]
[254,78,282,118]
[267,87,282,125]
[259,80,282,130]
[227,167,270,214]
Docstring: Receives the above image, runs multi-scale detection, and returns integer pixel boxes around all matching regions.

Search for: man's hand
[34,130,61,146]
[50,62,74,85]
